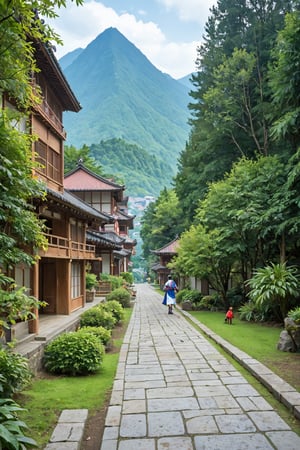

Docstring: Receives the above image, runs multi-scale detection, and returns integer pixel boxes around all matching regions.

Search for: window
[71,262,81,299]
[35,140,61,182]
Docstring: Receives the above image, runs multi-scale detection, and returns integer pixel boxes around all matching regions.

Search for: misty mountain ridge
[61,27,191,166]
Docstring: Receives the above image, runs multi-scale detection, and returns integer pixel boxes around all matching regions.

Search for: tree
[64,144,103,175]
[170,224,234,308]
[269,10,300,149]
[175,0,297,224]
[140,188,184,264]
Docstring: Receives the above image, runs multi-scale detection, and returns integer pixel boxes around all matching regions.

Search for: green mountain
[62,28,190,167]
[90,138,173,197]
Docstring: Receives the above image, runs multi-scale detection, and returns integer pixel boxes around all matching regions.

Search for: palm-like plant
[246,262,300,321]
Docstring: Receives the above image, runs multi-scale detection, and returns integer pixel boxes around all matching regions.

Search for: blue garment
[162,279,177,306]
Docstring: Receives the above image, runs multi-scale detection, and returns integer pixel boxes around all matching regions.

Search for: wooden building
[3,39,117,339]
[64,163,136,277]
[151,237,180,288]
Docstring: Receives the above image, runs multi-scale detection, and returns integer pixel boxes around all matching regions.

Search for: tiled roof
[113,249,132,258]
[151,237,180,255]
[64,164,125,191]
[46,188,113,223]
[151,263,169,271]
[86,230,125,249]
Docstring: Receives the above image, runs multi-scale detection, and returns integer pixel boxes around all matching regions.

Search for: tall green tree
[175,0,297,226]
[64,144,103,175]
[269,10,300,149]
[140,188,184,263]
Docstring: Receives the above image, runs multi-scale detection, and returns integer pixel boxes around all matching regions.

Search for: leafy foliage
[246,263,300,321]
[106,288,131,308]
[78,326,111,346]
[89,138,174,196]
[80,306,116,329]
[64,144,103,175]
[44,330,104,375]
[102,300,125,324]
[0,397,38,449]
[287,306,300,323]
[0,349,32,398]
[141,188,184,260]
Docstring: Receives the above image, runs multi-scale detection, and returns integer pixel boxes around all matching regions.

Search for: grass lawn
[17,307,132,449]
[187,310,300,391]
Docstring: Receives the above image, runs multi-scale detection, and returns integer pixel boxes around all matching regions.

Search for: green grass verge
[188,310,300,389]
[17,308,132,449]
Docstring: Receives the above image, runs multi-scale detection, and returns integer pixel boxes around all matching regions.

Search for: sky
[49,0,216,79]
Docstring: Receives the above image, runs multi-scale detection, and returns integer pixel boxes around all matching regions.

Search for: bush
[79,326,111,346]
[0,397,38,449]
[106,287,131,308]
[100,274,123,290]
[238,301,274,322]
[121,272,134,284]
[86,272,98,290]
[175,288,191,304]
[184,289,203,306]
[199,295,215,310]
[44,330,104,375]
[80,306,116,329]
[0,348,32,398]
[287,306,300,323]
[102,300,125,323]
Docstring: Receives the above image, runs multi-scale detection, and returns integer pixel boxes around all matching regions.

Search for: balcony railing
[33,99,66,139]
[39,233,96,259]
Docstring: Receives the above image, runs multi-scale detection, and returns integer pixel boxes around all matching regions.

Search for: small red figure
[225,306,234,324]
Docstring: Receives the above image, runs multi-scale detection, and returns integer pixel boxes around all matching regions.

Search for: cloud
[48,0,200,78]
[158,0,215,23]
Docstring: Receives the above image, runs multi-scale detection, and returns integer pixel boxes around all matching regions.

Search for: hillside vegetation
[90,138,172,197]
[62,27,190,166]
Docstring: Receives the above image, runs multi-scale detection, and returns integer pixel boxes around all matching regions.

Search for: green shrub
[175,288,191,304]
[102,300,125,323]
[100,274,123,290]
[287,306,300,324]
[0,348,32,398]
[79,326,111,346]
[0,397,38,449]
[44,330,104,375]
[106,287,131,308]
[184,289,203,306]
[238,301,274,322]
[80,306,116,329]
[86,272,98,290]
[121,272,134,284]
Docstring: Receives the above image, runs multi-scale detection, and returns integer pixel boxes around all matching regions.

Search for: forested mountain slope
[90,138,172,197]
[62,28,190,165]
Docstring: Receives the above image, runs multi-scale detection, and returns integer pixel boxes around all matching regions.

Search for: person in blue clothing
[163,274,178,314]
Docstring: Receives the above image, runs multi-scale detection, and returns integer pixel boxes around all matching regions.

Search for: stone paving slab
[100,284,300,450]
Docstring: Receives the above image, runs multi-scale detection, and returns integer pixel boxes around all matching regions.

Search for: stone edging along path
[181,309,300,421]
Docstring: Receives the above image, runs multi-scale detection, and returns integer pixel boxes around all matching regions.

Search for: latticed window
[71,262,81,299]
[35,140,61,182]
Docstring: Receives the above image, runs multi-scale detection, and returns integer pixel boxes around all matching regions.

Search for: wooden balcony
[39,233,96,259]
[33,99,66,139]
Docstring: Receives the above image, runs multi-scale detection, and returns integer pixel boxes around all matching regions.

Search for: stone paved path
[100,284,300,450]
